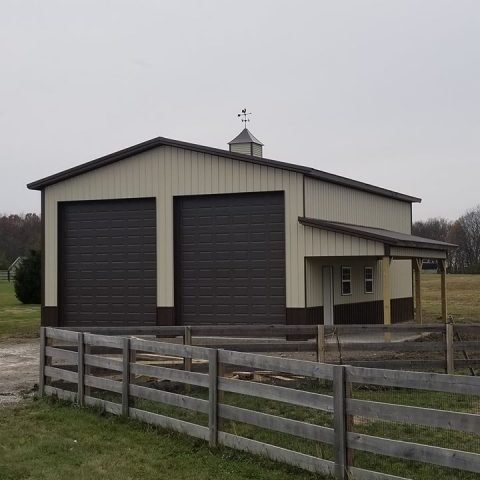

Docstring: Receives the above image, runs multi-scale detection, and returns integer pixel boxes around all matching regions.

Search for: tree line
[413,205,480,273]
[0,213,41,269]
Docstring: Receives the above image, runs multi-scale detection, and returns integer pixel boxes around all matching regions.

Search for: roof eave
[26,135,420,203]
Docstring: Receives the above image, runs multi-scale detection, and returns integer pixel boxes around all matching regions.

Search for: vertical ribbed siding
[304,177,412,234]
[305,258,412,307]
[44,146,305,309]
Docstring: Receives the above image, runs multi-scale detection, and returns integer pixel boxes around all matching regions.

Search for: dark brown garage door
[59,198,156,327]
[174,192,286,325]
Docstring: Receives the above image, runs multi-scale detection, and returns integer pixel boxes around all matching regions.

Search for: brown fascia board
[27,135,421,203]
[298,217,456,251]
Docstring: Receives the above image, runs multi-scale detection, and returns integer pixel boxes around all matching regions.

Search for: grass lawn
[421,273,480,322]
[0,280,40,339]
[0,398,325,480]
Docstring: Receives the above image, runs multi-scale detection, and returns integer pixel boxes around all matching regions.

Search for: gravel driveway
[0,338,39,405]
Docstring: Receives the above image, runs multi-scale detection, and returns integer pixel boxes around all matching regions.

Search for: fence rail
[56,322,480,374]
[40,327,480,480]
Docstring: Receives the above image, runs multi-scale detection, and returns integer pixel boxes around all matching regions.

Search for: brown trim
[41,190,45,325]
[26,136,420,203]
[392,297,414,323]
[333,297,414,325]
[157,307,175,326]
[286,307,306,325]
[306,306,324,325]
[298,217,454,251]
[41,306,58,327]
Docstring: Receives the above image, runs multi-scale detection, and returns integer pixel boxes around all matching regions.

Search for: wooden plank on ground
[129,384,209,413]
[218,349,333,380]
[218,377,334,412]
[218,432,336,476]
[347,399,480,433]
[129,408,209,440]
[348,432,480,473]
[218,404,334,444]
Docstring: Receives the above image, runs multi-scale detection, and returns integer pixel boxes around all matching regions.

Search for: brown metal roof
[27,135,421,203]
[228,128,264,146]
[298,217,456,251]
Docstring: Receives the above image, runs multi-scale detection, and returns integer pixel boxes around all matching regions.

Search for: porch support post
[382,256,391,341]
[413,258,423,324]
[439,259,448,322]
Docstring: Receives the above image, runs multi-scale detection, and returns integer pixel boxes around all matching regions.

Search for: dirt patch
[0,338,39,405]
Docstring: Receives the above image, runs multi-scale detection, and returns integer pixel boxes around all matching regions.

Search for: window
[341,266,352,296]
[364,266,374,294]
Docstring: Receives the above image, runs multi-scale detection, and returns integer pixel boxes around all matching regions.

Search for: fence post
[317,324,326,363]
[333,365,347,480]
[208,349,218,448]
[77,332,85,406]
[446,323,454,375]
[184,326,192,372]
[39,327,46,397]
[122,337,130,416]
[84,342,91,397]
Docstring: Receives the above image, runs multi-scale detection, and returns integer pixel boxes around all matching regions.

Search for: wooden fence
[64,323,480,374]
[40,326,480,480]
[0,270,13,281]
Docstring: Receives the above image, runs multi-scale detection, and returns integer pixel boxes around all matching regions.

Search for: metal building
[28,128,454,328]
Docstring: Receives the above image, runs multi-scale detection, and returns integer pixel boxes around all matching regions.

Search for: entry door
[322,266,334,325]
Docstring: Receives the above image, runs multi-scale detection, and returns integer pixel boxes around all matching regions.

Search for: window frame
[340,265,352,296]
[364,266,374,294]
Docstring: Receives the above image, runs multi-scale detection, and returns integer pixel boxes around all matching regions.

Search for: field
[422,273,480,322]
[0,280,40,339]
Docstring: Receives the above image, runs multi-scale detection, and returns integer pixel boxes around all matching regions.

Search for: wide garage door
[59,198,156,327]
[175,192,286,325]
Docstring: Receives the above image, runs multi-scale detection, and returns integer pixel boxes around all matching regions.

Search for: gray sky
[1,1,479,221]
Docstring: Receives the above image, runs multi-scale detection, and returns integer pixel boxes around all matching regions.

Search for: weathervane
[237,108,252,127]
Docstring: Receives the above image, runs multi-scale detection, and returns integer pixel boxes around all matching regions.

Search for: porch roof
[298,217,456,255]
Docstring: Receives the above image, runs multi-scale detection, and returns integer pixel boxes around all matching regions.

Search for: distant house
[27,128,454,328]
[7,256,24,282]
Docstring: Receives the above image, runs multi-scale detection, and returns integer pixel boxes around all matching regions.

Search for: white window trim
[341,266,352,296]
[364,266,374,294]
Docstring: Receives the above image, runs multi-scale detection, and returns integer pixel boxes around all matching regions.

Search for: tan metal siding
[305,258,412,307]
[44,146,305,309]
[303,226,384,257]
[304,177,412,234]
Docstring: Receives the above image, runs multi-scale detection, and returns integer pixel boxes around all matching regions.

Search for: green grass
[116,379,480,480]
[421,273,480,322]
[0,397,326,480]
[0,280,40,339]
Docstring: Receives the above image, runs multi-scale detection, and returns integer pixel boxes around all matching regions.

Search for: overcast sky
[1,1,479,221]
